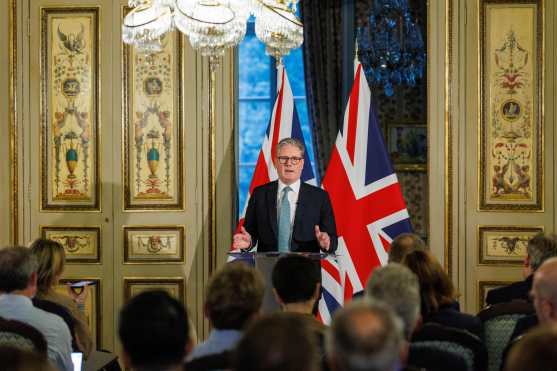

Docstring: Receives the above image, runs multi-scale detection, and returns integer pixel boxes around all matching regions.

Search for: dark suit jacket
[424,302,483,339]
[244,181,338,253]
[485,275,533,306]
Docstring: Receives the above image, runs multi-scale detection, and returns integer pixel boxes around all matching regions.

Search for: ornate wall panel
[41,226,101,263]
[480,0,543,210]
[123,278,185,303]
[123,24,184,210]
[41,8,100,211]
[478,225,543,265]
[123,225,185,263]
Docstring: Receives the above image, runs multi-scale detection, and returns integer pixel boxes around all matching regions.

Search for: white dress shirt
[277,179,300,225]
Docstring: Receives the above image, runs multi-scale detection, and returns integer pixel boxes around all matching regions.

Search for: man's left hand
[315,225,330,251]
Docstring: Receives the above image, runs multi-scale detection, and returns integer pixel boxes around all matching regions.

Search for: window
[237,18,317,217]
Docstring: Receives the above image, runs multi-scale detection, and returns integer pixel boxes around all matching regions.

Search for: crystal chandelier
[357,0,426,96]
[122,0,303,63]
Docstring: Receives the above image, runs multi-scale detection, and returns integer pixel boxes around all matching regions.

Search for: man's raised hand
[232,226,252,251]
[315,225,330,251]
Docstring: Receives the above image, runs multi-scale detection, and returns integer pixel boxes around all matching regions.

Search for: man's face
[275,144,304,185]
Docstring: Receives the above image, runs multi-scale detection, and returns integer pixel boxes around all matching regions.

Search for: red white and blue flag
[235,65,316,237]
[317,63,413,324]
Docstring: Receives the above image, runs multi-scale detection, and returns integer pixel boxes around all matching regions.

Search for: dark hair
[388,233,427,263]
[0,246,37,293]
[401,250,456,316]
[118,290,190,369]
[0,346,54,371]
[205,262,264,330]
[29,239,66,294]
[233,313,320,371]
[272,255,321,304]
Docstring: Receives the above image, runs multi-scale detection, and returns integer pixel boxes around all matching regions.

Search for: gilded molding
[9,0,18,244]
[444,0,453,276]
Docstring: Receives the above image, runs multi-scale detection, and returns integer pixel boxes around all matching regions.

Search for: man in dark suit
[233,138,337,253]
[486,233,557,305]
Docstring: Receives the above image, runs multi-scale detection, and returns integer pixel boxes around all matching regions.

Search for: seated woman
[401,250,482,338]
[29,238,93,358]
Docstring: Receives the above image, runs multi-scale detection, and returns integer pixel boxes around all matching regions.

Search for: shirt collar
[278,179,301,195]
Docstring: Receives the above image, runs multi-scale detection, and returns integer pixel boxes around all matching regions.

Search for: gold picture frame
[57,278,102,348]
[41,225,101,264]
[478,225,543,265]
[478,280,514,311]
[122,7,184,211]
[479,0,543,211]
[123,225,185,264]
[40,7,100,211]
[386,123,427,172]
[123,278,185,304]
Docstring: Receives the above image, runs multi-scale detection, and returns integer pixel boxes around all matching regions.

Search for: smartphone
[68,281,95,288]
[71,352,83,371]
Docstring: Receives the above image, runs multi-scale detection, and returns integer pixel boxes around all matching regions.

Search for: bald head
[531,257,557,324]
[388,233,427,263]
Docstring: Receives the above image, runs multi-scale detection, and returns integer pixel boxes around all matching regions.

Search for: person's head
[524,233,557,276]
[530,257,557,324]
[388,233,427,263]
[401,250,456,316]
[327,299,405,371]
[29,239,66,294]
[365,263,421,340]
[119,290,191,370]
[233,312,320,371]
[505,324,557,371]
[275,137,305,185]
[0,246,38,296]
[272,255,321,312]
[205,262,264,330]
[0,346,55,371]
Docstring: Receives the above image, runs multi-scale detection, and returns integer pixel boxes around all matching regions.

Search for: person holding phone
[30,238,93,358]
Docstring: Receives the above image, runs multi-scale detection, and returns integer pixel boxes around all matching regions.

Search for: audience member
[30,238,93,357]
[365,263,421,340]
[118,290,192,371]
[402,250,482,338]
[0,246,73,371]
[0,346,56,371]
[388,233,427,263]
[186,262,264,365]
[233,312,321,371]
[327,299,405,371]
[486,233,557,306]
[505,324,557,371]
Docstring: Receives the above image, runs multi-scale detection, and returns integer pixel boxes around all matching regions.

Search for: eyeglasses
[277,156,303,165]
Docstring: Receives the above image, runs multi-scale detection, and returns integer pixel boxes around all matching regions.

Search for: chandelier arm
[174,2,236,26]
[123,5,171,28]
[255,0,302,27]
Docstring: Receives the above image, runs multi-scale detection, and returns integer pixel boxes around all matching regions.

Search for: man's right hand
[232,226,252,251]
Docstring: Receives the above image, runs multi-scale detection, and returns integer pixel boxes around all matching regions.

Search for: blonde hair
[29,239,66,293]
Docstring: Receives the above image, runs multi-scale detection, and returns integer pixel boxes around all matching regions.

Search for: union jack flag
[317,63,412,324]
[235,65,316,238]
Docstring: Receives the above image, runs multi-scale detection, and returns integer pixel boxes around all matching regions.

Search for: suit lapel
[267,181,278,238]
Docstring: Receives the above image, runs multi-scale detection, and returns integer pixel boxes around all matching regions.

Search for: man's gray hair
[276,137,305,157]
[327,299,404,371]
[388,233,427,263]
[365,263,420,339]
[0,246,38,293]
[527,233,557,272]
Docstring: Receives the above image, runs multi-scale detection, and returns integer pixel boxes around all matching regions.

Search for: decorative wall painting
[123,225,185,263]
[387,123,427,171]
[41,226,101,263]
[41,8,99,211]
[478,225,542,265]
[123,19,184,210]
[480,1,542,210]
[124,278,185,303]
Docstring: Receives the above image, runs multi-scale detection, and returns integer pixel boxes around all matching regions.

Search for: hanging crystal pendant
[122,1,173,53]
[252,0,303,61]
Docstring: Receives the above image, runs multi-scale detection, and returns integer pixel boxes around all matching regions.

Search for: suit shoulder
[301,182,327,195]
[252,181,277,195]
